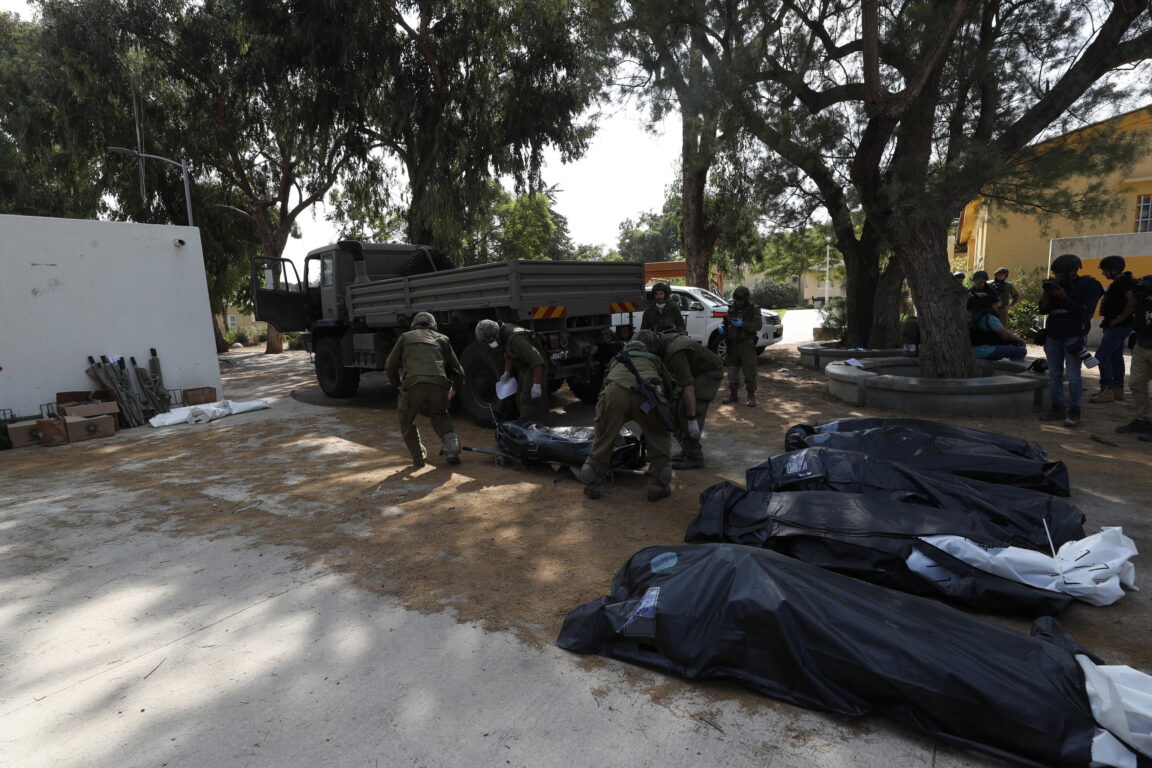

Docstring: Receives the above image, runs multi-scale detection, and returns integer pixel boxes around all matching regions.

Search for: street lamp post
[108,147,194,227]
[824,237,831,307]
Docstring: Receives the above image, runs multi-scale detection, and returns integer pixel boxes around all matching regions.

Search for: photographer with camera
[1037,254,1104,427]
[1089,255,1139,404]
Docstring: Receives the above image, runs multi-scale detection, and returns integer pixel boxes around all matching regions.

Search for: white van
[614,285,784,357]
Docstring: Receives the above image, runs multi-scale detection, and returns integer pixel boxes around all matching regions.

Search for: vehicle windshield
[693,289,727,306]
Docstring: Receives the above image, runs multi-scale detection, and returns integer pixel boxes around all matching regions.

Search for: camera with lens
[1067,340,1099,368]
[1042,278,1062,291]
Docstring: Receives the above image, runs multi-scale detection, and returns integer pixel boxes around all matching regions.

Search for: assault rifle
[614,351,676,431]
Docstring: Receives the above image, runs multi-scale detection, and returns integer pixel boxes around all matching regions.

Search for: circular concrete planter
[798,340,905,369]
[824,356,1048,416]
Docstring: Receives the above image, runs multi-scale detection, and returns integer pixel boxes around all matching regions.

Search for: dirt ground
[7,341,1152,712]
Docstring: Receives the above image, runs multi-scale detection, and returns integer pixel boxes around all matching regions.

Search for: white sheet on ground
[149,399,270,427]
[1079,656,1152,766]
[907,527,1137,606]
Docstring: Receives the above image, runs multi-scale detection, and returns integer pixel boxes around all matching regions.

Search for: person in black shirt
[1090,255,1139,404]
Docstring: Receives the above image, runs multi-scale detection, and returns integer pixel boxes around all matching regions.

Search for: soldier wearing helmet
[657,328,723,469]
[720,285,764,407]
[1090,255,1140,404]
[474,319,548,420]
[970,269,990,293]
[576,329,674,501]
[640,282,685,333]
[989,267,1022,324]
[385,312,464,467]
[1038,253,1104,427]
[952,271,966,283]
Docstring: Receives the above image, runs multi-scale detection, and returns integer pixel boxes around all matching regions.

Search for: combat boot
[722,386,740,404]
[746,392,757,408]
[1089,388,1115,403]
[442,432,462,465]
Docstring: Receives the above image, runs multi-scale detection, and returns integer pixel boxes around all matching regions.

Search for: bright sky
[1,0,680,262]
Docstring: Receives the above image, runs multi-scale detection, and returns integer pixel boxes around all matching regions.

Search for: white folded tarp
[1079,657,1152,768]
[907,527,1138,606]
[148,399,270,428]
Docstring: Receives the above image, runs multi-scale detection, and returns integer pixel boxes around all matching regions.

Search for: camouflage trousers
[397,382,455,462]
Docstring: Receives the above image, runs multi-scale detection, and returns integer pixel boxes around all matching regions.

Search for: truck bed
[347,259,644,325]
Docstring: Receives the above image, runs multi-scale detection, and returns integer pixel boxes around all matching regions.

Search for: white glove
[530,383,542,399]
[499,371,512,384]
[686,419,701,439]
[447,387,456,400]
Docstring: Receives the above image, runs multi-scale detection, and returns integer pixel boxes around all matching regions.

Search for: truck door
[252,257,309,332]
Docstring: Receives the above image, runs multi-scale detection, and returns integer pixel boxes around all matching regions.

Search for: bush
[1006,298,1043,341]
[284,332,305,350]
[223,327,251,346]
[749,280,799,310]
[819,296,848,334]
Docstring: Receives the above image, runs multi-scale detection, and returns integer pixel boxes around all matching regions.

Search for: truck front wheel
[315,337,361,398]
[460,343,503,427]
[567,373,604,404]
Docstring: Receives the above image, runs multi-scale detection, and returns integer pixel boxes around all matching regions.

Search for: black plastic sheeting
[495,421,646,469]
[557,543,1121,768]
[685,482,1074,615]
[784,422,1070,496]
[785,417,1050,460]
[745,447,1085,549]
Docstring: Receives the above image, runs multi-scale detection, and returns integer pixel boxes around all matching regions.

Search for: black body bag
[685,482,1073,615]
[495,421,645,469]
[784,417,1049,460]
[784,423,1070,496]
[745,447,1085,548]
[557,543,1126,768]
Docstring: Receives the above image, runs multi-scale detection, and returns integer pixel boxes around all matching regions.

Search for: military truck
[252,241,643,425]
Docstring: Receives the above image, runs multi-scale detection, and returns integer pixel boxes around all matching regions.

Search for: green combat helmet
[411,312,437,329]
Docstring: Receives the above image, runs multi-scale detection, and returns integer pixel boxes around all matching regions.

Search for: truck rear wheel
[315,337,361,398]
[460,342,503,427]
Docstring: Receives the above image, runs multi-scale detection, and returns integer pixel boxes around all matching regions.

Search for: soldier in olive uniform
[385,312,464,467]
[990,267,1022,325]
[576,334,675,502]
[645,329,723,469]
[474,319,548,420]
[640,282,684,333]
[721,285,763,407]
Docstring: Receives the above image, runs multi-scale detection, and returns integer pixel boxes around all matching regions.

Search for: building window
[1138,195,1152,233]
[227,314,238,329]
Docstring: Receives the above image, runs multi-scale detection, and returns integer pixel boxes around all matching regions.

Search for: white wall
[0,215,222,418]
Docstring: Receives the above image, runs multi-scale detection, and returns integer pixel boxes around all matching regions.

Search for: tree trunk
[868,257,907,349]
[265,325,284,354]
[681,147,710,289]
[841,243,880,348]
[899,223,976,378]
[212,314,229,354]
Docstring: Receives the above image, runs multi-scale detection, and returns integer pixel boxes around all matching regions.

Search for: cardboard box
[56,401,121,419]
[36,418,70,447]
[56,390,113,404]
[183,386,218,406]
[63,415,116,443]
[7,419,44,448]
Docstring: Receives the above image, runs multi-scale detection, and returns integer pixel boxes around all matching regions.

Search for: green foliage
[223,327,251,347]
[496,193,556,261]
[819,297,848,335]
[748,281,799,311]
[283,332,304,350]
[617,205,681,263]
[1006,299,1044,340]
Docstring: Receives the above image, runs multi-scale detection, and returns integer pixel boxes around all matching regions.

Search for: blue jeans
[1044,335,1085,408]
[1095,326,1131,389]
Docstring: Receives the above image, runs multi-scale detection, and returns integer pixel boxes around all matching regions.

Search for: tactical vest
[607,350,675,402]
[399,328,451,386]
[969,313,1001,347]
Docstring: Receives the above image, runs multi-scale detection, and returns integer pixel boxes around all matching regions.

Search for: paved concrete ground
[0,315,1135,768]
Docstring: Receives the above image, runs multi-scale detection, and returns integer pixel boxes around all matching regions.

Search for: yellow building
[957,105,1152,280]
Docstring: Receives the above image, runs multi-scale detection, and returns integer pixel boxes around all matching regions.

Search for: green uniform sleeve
[384,336,404,389]
[746,304,764,333]
[507,333,545,369]
[441,338,464,392]
[665,350,694,389]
